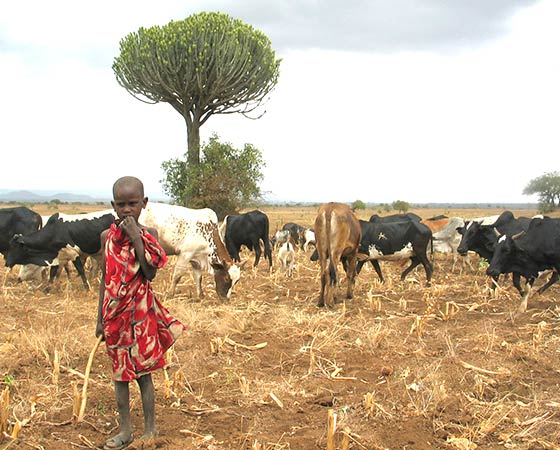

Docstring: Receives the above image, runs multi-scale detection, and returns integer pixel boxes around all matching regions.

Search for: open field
[1,204,560,449]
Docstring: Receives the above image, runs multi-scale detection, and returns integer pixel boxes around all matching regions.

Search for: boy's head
[111,176,148,222]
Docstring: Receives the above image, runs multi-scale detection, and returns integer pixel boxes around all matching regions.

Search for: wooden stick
[327,409,337,450]
[77,335,103,422]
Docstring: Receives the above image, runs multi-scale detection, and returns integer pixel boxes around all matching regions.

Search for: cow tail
[329,260,337,286]
[327,210,337,286]
[263,217,273,266]
[430,235,434,262]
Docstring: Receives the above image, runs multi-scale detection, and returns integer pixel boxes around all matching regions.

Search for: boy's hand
[95,322,105,341]
[120,216,141,240]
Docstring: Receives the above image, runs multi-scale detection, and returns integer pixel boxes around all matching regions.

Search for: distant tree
[113,12,281,205]
[381,203,392,213]
[161,134,264,219]
[351,200,366,211]
[523,171,560,212]
[392,200,410,213]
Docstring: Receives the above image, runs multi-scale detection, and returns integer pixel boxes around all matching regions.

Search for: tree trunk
[186,118,200,167]
[185,115,201,206]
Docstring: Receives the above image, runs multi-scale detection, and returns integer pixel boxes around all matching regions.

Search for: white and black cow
[281,222,307,249]
[271,229,291,250]
[357,219,433,285]
[303,228,316,252]
[221,210,273,267]
[0,206,42,263]
[140,203,241,299]
[7,212,115,290]
[277,239,297,277]
[487,217,560,312]
[456,210,533,295]
[17,210,116,283]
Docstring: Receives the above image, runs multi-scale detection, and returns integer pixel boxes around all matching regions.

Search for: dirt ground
[1,205,559,450]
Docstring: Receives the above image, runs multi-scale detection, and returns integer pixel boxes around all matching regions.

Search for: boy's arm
[96,230,108,339]
[120,216,158,281]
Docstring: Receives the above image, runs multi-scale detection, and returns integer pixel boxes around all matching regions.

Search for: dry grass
[0,204,559,449]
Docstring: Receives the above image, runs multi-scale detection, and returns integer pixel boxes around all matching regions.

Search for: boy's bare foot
[103,432,133,450]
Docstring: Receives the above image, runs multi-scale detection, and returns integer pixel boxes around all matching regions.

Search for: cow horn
[493,227,501,237]
[512,231,525,241]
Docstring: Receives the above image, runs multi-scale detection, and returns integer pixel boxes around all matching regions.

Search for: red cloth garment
[102,223,184,381]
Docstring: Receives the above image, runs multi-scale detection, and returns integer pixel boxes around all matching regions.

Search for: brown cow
[314,202,361,308]
[421,215,450,233]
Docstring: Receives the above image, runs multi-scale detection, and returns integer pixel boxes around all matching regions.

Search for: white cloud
[1,0,558,204]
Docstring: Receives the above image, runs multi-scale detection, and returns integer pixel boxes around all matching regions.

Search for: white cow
[277,240,296,277]
[432,217,474,272]
[139,203,242,299]
[303,228,316,252]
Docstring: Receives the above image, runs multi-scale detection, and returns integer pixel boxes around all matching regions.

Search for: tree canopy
[523,171,560,211]
[161,134,265,219]
[113,12,280,204]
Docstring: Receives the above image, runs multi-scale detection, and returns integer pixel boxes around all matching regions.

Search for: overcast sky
[1,0,558,204]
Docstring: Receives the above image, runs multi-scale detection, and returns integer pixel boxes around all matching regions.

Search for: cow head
[5,215,68,268]
[486,235,517,278]
[456,221,497,258]
[211,261,243,299]
[6,233,61,268]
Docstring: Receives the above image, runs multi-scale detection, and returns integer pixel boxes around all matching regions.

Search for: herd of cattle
[0,202,559,313]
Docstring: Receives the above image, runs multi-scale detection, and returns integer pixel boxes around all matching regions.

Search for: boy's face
[111,184,147,222]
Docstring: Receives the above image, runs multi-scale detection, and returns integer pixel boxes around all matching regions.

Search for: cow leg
[518,281,534,313]
[46,265,61,292]
[264,240,273,268]
[190,260,204,298]
[169,256,189,298]
[536,271,559,295]
[253,241,262,267]
[71,258,90,291]
[418,254,433,286]
[370,260,384,283]
[511,273,526,297]
[345,255,358,300]
[400,257,421,281]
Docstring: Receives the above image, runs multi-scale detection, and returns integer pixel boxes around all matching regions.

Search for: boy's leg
[104,381,133,448]
[137,374,156,438]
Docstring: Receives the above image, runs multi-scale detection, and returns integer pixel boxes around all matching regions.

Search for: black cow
[369,212,422,223]
[487,217,560,312]
[281,222,306,249]
[456,210,532,294]
[357,219,433,285]
[222,210,273,267]
[0,207,42,262]
[6,213,115,290]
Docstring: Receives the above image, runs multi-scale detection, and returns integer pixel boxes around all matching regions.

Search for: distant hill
[0,190,109,203]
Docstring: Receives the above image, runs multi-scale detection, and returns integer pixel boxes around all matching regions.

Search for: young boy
[96,176,184,450]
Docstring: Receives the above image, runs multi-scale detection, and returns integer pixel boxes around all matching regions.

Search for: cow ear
[211,262,225,271]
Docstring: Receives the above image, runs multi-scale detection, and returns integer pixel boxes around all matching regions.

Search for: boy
[96,176,184,450]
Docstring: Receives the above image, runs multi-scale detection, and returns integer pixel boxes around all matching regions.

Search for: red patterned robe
[102,223,184,381]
